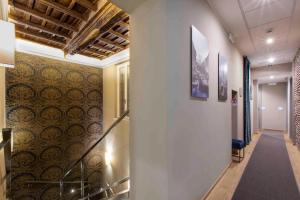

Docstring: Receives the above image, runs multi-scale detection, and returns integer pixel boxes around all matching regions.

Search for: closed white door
[261,82,287,131]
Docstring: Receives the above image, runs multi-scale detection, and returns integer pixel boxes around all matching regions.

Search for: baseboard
[262,128,286,132]
[201,162,232,200]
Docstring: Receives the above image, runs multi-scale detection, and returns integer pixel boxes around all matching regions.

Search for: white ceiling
[207,0,300,67]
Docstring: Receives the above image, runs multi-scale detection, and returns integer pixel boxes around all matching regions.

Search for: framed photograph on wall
[191,25,209,98]
[218,53,228,101]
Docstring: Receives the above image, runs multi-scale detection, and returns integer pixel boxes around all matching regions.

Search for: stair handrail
[0,128,13,199]
[79,177,130,200]
[61,110,130,180]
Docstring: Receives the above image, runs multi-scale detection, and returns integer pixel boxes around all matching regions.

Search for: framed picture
[191,25,209,98]
[218,53,228,101]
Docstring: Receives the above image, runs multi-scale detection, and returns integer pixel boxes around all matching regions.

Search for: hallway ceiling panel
[238,0,278,12]
[250,18,289,50]
[243,0,294,28]
[207,0,300,67]
[207,0,255,55]
[250,18,289,39]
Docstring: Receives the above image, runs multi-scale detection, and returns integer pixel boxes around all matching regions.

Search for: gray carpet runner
[232,132,300,200]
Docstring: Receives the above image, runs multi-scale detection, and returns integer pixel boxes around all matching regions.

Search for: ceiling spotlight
[268,57,275,63]
[270,75,274,79]
[266,37,274,44]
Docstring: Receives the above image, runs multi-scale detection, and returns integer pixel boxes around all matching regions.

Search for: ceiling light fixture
[270,75,275,79]
[268,82,277,86]
[268,57,275,63]
[70,189,75,194]
[266,37,274,44]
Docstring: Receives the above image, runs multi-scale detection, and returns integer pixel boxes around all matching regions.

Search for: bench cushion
[232,139,245,149]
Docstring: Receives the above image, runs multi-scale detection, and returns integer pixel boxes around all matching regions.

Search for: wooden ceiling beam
[16,27,66,46]
[38,0,88,21]
[55,0,77,32]
[92,43,116,53]
[84,48,109,56]
[17,33,63,49]
[41,6,52,26]
[80,51,105,59]
[98,37,126,49]
[25,0,34,21]
[117,21,129,28]
[75,0,98,11]
[73,12,126,54]
[65,3,122,54]
[9,15,72,39]
[10,2,79,32]
[108,30,129,41]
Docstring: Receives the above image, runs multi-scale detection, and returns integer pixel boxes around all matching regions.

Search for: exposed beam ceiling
[9,0,130,60]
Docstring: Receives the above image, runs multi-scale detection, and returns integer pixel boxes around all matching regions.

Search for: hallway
[206,132,300,200]
[233,131,300,200]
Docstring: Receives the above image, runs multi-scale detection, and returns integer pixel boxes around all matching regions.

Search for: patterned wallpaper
[293,49,300,150]
[6,52,104,199]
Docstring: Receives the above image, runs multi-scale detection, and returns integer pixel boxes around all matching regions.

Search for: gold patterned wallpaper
[6,52,103,200]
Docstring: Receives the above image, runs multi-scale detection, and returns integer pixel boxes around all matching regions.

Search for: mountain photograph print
[218,53,228,101]
[191,25,209,98]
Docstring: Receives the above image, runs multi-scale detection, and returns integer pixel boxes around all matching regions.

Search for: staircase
[1,110,130,200]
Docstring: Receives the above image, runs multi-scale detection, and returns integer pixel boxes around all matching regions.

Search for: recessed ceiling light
[268,57,275,63]
[270,75,275,79]
[266,37,274,44]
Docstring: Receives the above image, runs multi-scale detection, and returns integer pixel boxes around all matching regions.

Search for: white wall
[103,64,118,131]
[130,0,243,199]
[261,82,287,131]
[130,0,169,199]
[166,1,243,199]
[103,64,130,190]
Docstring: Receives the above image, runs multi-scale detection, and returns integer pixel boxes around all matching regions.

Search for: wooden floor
[286,134,300,192]
[204,133,300,200]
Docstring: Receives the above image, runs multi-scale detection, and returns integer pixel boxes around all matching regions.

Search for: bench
[232,139,245,162]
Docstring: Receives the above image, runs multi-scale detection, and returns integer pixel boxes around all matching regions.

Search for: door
[261,82,287,131]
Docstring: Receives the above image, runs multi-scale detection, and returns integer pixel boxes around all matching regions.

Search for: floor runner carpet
[232,132,300,200]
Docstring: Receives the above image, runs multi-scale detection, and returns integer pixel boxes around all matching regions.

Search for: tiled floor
[205,133,300,200]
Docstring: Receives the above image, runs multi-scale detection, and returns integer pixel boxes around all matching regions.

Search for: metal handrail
[0,128,13,199]
[0,139,10,150]
[61,110,130,180]
[79,177,130,200]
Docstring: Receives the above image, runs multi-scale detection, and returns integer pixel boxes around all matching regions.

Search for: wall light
[0,20,15,68]
[105,151,113,166]
[70,189,75,194]
[266,37,274,44]
[268,57,275,63]
[105,145,113,166]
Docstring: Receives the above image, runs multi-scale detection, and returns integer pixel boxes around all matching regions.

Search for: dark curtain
[243,56,251,145]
